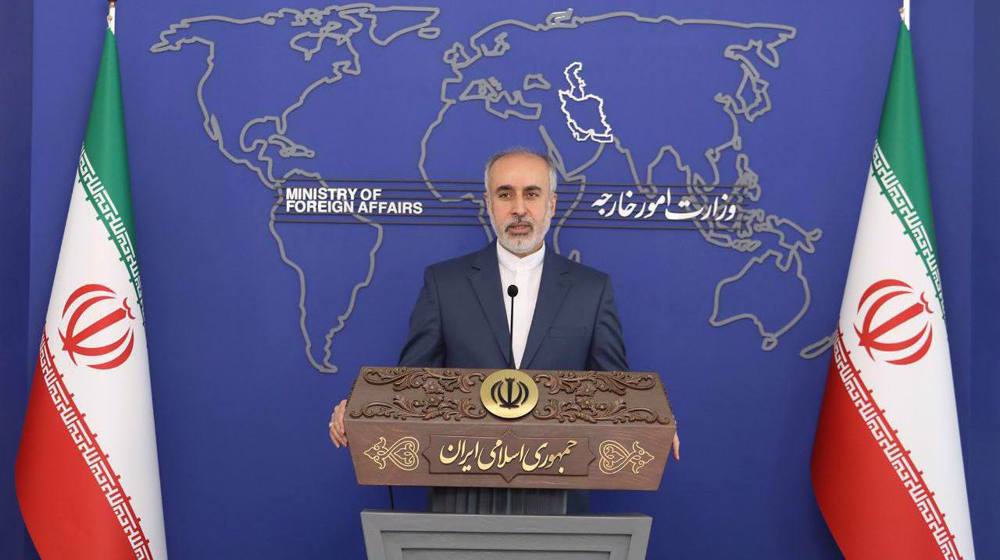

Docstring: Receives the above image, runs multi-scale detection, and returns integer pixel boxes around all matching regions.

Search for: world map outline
[150,4,833,375]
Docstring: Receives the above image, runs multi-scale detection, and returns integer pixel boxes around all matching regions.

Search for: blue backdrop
[0,0,31,558]
[4,1,997,558]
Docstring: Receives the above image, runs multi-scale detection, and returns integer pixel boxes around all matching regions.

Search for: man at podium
[329,147,679,475]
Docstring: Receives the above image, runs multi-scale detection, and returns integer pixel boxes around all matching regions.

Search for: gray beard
[489,208,552,255]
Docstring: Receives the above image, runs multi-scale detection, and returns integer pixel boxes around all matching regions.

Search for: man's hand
[671,432,681,461]
[329,399,348,448]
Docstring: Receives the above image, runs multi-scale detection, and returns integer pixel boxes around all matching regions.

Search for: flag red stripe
[16,333,152,559]
[811,331,960,560]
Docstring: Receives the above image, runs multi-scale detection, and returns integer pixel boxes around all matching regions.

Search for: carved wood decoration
[345,367,676,491]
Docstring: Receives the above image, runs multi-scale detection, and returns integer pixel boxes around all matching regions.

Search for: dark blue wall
[0,0,31,557]
[971,0,1000,555]
[11,0,996,558]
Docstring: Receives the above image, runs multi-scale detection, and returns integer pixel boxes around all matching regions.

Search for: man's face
[485,153,557,256]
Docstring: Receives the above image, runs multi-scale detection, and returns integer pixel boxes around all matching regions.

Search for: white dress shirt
[497,242,545,369]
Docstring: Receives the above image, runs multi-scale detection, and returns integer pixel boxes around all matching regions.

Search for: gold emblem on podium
[364,436,421,471]
[598,440,655,475]
[480,369,538,419]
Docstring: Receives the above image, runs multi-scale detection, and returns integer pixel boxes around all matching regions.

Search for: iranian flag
[811,17,975,560]
[15,5,168,559]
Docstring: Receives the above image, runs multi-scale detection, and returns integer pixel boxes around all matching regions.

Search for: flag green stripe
[83,29,137,244]
[876,23,937,254]
[80,28,144,316]
[870,143,945,314]
[77,148,145,317]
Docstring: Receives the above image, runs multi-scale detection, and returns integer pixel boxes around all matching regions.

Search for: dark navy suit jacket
[398,241,628,372]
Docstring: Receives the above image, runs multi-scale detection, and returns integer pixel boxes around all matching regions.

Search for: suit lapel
[521,248,571,369]
[467,242,511,365]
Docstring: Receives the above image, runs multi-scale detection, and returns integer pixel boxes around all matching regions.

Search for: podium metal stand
[361,511,652,560]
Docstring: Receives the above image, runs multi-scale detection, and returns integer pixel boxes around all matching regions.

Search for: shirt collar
[497,241,545,273]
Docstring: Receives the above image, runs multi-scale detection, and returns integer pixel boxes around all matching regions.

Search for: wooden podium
[345,367,676,560]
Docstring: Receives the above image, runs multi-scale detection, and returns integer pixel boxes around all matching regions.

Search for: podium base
[361,510,651,560]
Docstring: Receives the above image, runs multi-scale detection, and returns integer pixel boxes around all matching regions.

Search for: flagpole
[107,0,116,34]
[900,0,910,29]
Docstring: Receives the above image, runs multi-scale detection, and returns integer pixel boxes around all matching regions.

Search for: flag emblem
[58,283,136,370]
[853,278,933,365]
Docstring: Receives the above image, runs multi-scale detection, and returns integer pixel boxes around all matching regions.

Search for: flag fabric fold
[811,21,974,560]
[15,6,168,559]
